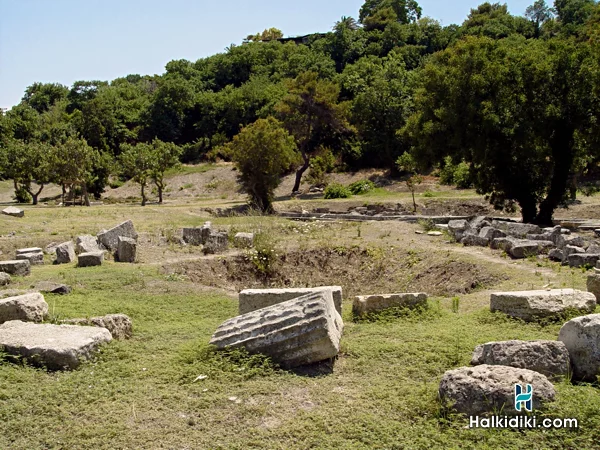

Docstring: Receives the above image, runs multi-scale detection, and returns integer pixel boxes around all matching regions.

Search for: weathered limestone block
[0,320,112,370]
[479,227,506,242]
[586,243,600,254]
[587,273,600,301]
[210,291,343,368]
[63,314,132,340]
[239,286,343,315]
[548,248,564,262]
[563,245,585,262]
[508,240,553,259]
[568,253,600,268]
[97,220,138,251]
[439,365,555,416]
[16,248,42,256]
[557,234,586,250]
[471,340,570,379]
[77,251,104,268]
[44,242,59,255]
[116,236,137,263]
[203,231,228,254]
[234,232,254,248]
[353,293,427,316]
[0,260,31,276]
[469,216,490,232]
[16,252,44,265]
[490,289,596,321]
[0,293,48,324]
[182,228,203,245]
[34,281,72,295]
[55,241,76,264]
[461,232,489,247]
[0,272,10,286]
[2,206,24,217]
[75,235,101,254]
[558,314,600,381]
[491,220,541,238]
[448,219,469,241]
[490,237,517,252]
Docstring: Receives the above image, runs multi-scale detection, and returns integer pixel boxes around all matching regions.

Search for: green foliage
[324,182,352,199]
[228,117,298,212]
[246,230,280,276]
[396,152,423,211]
[439,156,472,188]
[13,185,31,203]
[348,179,376,194]
[305,148,336,186]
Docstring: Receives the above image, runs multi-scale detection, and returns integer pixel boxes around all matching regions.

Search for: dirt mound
[165,247,505,299]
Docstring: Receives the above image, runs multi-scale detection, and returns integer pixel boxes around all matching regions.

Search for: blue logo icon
[514,384,533,412]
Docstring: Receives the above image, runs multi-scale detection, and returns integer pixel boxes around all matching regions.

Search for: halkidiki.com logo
[469,384,579,430]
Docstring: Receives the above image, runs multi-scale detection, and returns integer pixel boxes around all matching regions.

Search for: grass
[1,204,600,448]
[165,163,216,178]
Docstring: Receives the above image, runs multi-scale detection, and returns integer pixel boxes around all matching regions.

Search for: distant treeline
[1,0,599,222]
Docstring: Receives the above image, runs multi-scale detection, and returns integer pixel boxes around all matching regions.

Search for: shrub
[439,156,472,188]
[246,230,279,276]
[14,186,31,203]
[306,148,336,187]
[348,179,375,195]
[324,183,352,199]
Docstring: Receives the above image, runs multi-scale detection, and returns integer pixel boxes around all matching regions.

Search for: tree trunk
[82,183,90,207]
[141,184,147,206]
[156,181,163,204]
[61,184,66,206]
[519,196,538,224]
[534,125,575,226]
[292,151,310,193]
[411,189,417,212]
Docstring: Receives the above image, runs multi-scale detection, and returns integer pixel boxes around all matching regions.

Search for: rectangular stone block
[0,320,112,370]
[239,286,343,315]
[55,241,76,264]
[353,293,428,316]
[210,291,343,368]
[490,289,596,321]
[97,220,137,251]
[16,248,42,255]
[0,293,48,324]
[116,236,137,263]
[16,252,44,265]
[77,251,104,267]
[0,260,31,276]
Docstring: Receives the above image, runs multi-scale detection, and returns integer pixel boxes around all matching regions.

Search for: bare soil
[164,247,507,299]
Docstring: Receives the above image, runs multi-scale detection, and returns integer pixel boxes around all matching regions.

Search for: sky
[0,0,533,110]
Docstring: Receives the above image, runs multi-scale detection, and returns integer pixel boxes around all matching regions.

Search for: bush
[246,230,279,276]
[306,149,336,187]
[348,179,375,195]
[14,186,31,203]
[324,183,352,199]
[439,156,472,188]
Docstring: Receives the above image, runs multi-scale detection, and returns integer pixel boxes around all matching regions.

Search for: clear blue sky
[0,0,532,110]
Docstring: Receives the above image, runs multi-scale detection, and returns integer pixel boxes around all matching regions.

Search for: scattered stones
[2,206,24,218]
[558,314,600,381]
[0,293,48,324]
[439,365,555,416]
[427,231,443,236]
[490,237,516,252]
[203,231,228,254]
[44,242,59,255]
[63,314,132,340]
[0,260,31,276]
[233,232,254,248]
[508,240,540,259]
[448,220,469,242]
[556,234,586,250]
[471,340,570,379]
[77,251,104,268]
[116,236,137,263]
[567,253,600,268]
[353,293,428,316]
[210,291,343,368]
[16,251,44,265]
[479,227,506,241]
[0,320,112,370]
[0,272,10,286]
[55,241,76,264]
[97,220,138,252]
[563,245,585,262]
[490,289,596,321]
[587,273,600,301]
[34,281,72,295]
[587,243,600,255]
[239,286,343,315]
[461,232,490,247]
[182,228,204,246]
[548,248,564,262]
[75,235,101,254]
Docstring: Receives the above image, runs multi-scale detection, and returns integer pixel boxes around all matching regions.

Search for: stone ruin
[448,216,600,267]
[181,221,233,255]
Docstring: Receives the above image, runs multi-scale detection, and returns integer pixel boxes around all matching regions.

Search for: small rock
[16,252,44,265]
[55,241,76,264]
[116,236,137,263]
[2,206,24,218]
[75,235,101,254]
[97,220,138,252]
[353,293,428,316]
[558,314,600,381]
[427,231,443,236]
[203,231,228,254]
[0,272,11,286]
[568,253,600,268]
[0,260,31,276]
[34,281,72,295]
[233,232,254,248]
[548,248,564,262]
[588,273,600,301]
[0,293,48,324]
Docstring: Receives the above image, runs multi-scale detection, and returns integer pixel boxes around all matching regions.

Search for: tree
[227,117,298,213]
[359,0,422,25]
[334,16,360,32]
[148,139,183,203]
[525,0,553,37]
[119,142,153,206]
[555,0,596,32]
[49,137,99,206]
[22,82,69,114]
[405,36,600,224]
[245,28,284,42]
[396,152,422,212]
[275,72,352,193]
[0,139,53,205]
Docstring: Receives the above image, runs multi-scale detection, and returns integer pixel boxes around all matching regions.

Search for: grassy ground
[1,187,600,448]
